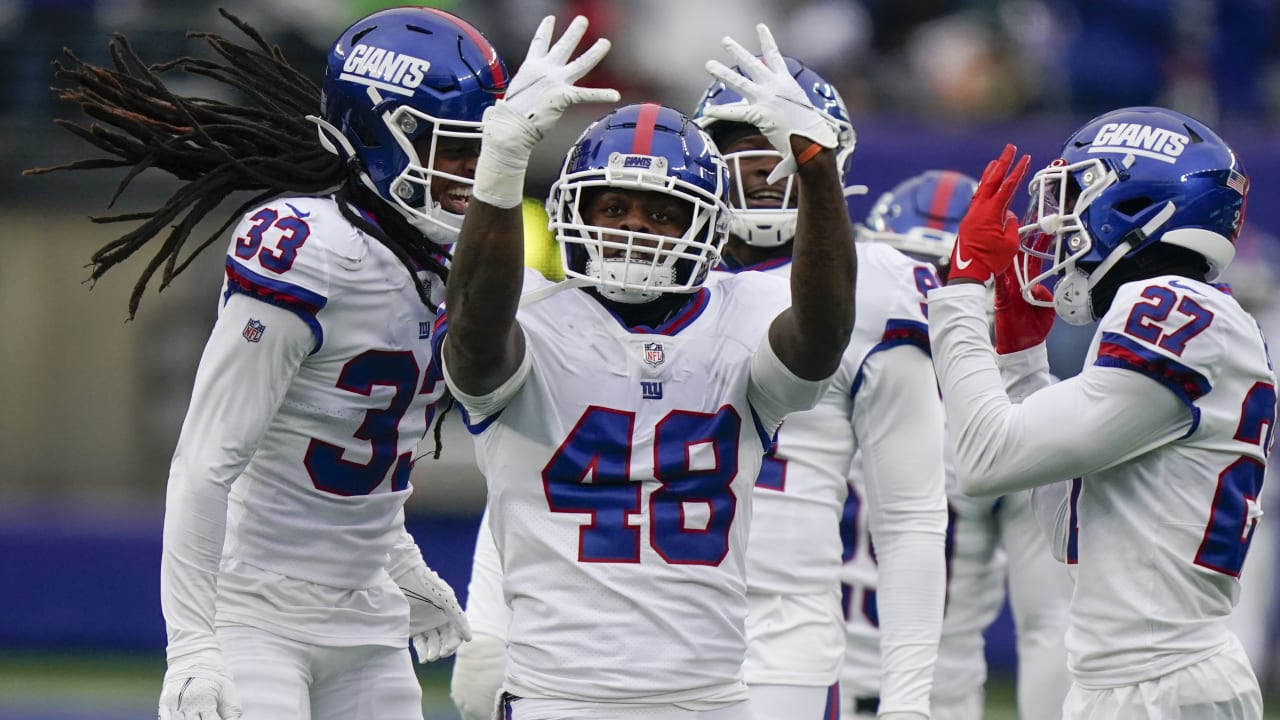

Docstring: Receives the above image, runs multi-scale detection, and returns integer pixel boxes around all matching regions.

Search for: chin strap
[518,277,592,307]
[306,114,378,194]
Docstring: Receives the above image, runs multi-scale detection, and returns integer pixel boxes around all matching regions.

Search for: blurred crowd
[3,0,1278,136]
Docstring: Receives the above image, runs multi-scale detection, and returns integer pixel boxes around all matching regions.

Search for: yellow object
[522,197,563,281]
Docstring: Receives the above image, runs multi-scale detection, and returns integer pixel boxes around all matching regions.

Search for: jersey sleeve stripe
[224,258,328,353]
[456,402,502,435]
[747,405,776,453]
[1095,332,1208,436]
[1095,331,1212,404]
[880,319,931,355]
[849,319,932,401]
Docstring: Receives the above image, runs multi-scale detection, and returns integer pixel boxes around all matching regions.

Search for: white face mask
[585,257,676,304]
[1052,267,1095,325]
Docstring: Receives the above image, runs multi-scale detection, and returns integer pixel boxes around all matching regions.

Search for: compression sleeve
[853,344,948,716]
[928,284,1191,497]
[160,294,312,662]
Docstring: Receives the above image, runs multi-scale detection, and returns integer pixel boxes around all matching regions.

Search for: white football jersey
[444,271,827,705]
[726,244,946,710]
[930,275,1277,689]
[1068,277,1275,685]
[736,244,934,597]
[163,195,447,651]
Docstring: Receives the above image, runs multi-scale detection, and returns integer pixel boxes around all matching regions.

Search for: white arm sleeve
[927,284,1192,497]
[853,345,948,717]
[161,295,311,662]
[748,332,831,431]
[386,513,425,580]
[441,333,533,425]
[999,491,1073,717]
[451,509,510,720]
[464,508,512,639]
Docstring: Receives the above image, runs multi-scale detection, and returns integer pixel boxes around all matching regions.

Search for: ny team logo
[242,319,266,343]
[644,342,665,367]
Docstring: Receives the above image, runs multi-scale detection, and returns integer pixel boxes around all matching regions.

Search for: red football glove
[948,144,1031,285]
[993,262,1055,354]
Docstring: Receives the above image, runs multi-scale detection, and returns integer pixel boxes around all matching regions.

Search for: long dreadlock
[23,9,451,319]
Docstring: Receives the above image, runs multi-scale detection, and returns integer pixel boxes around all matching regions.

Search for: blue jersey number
[1122,285,1214,356]
[304,350,437,496]
[234,207,311,274]
[1194,381,1276,576]
[543,405,741,565]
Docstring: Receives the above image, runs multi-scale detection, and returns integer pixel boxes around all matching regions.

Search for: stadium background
[2,0,1279,717]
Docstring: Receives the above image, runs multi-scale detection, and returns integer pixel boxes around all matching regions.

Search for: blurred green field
[0,651,1274,719]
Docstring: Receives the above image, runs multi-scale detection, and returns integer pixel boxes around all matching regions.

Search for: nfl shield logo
[643,341,665,367]
[242,319,265,343]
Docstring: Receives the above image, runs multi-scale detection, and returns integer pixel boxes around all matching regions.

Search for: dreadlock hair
[24,9,450,319]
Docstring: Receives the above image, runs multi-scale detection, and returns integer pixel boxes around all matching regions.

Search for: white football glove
[158,656,242,720]
[702,23,840,184]
[450,631,508,720]
[472,14,620,208]
[395,561,472,663]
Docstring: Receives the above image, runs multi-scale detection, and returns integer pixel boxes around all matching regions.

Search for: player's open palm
[158,664,242,720]
[949,144,1031,284]
[703,23,841,183]
[495,15,619,141]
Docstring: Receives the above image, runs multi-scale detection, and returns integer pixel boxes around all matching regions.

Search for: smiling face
[414,134,480,216]
[720,134,797,212]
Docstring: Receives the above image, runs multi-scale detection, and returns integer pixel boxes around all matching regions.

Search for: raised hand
[702,24,842,183]
[993,261,1055,354]
[397,561,472,663]
[473,15,620,209]
[948,144,1031,285]
[503,15,619,131]
[158,660,242,720]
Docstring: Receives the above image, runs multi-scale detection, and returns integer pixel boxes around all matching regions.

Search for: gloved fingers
[995,154,1031,215]
[437,624,463,659]
[704,60,759,101]
[697,101,755,126]
[413,631,445,663]
[545,15,590,66]
[561,37,612,83]
[561,86,621,108]
[754,24,785,72]
[718,35,769,84]
[523,15,556,63]
[978,144,1016,199]
[765,157,798,185]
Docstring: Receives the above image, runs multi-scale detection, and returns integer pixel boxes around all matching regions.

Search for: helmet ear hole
[1113,197,1154,217]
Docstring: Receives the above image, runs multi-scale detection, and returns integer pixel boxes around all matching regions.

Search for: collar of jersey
[598,287,711,336]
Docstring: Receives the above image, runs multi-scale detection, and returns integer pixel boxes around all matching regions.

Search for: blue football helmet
[1017,106,1248,324]
[859,170,979,269]
[316,7,507,243]
[547,103,731,304]
[692,57,856,248]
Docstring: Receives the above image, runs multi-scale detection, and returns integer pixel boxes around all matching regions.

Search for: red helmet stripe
[631,103,661,156]
[421,7,507,91]
[926,170,961,230]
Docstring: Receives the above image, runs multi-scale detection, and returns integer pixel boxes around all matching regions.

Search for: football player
[930,110,1273,718]
[693,62,949,720]
[441,18,856,720]
[850,170,1072,720]
[32,8,509,719]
